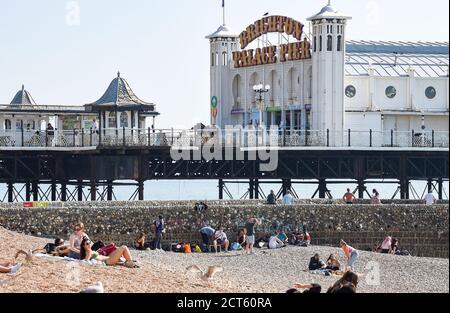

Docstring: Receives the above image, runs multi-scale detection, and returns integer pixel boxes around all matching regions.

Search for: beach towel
[34,253,104,266]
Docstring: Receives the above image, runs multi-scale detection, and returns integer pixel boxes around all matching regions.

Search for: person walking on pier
[343,189,356,204]
[46,123,55,146]
[153,216,165,250]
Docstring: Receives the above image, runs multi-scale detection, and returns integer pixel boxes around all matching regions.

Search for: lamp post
[252,83,270,125]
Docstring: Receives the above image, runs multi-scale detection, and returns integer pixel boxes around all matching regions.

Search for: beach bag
[184,244,192,254]
[193,244,202,253]
[231,242,241,251]
[98,243,117,256]
[172,244,184,253]
[92,241,105,251]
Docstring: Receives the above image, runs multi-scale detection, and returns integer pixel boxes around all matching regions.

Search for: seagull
[186,265,224,281]
[80,282,104,293]
[14,249,44,264]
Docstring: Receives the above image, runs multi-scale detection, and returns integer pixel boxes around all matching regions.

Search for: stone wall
[0,200,448,258]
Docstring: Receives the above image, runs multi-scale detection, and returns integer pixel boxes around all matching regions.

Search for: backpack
[172,244,184,253]
[98,243,117,256]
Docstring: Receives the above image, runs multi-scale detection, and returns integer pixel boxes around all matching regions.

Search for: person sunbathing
[0,262,21,274]
[79,238,138,268]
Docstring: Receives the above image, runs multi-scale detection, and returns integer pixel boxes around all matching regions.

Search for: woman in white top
[268,235,285,249]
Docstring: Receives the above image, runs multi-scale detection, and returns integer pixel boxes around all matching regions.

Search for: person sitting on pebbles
[80,238,139,268]
[213,226,229,253]
[308,253,326,271]
[326,254,341,272]
[268,234,285,249]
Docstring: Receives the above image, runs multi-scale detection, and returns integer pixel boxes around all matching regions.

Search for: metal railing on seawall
[0,128,448,149]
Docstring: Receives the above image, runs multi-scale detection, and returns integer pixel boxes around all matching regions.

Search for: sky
[0,0,449,129]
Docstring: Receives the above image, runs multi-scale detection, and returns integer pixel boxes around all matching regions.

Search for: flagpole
[222,0,226,25]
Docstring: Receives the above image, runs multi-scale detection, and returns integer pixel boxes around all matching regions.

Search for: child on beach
[340,240,359,271]
[245,217,261,255]
[80,238,138,268]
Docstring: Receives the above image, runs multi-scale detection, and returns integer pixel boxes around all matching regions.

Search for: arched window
[211,53,215,67]
[313,36,317,52]
[319,36,322,51]
[5,119,11,130]
[232,74,243,107]
[327,35,333,51]
[120,112,128,128]
[108,111,117,128]
[222,52,228,66]
[16,120,22,130]
[337,35,342,51]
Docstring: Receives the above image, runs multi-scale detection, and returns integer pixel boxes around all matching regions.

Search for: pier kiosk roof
[85,72,159,116]
[10,85,37,106]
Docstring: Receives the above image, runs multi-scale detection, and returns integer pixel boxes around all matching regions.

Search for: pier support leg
[107,182,113,201]
[90,181,97,201]
[282,179,292,196]
[61,183,67,202]
[254,179,260,199]
[51,183,57,202]
[138,181,144,201]
[77,181,83,202]
[25,182,31,202]
[318,179,327,199]
[7,182,14,203]
[249,179,255,200]
[438,178,443,200]
[427,178,433,193]
[400,180,409,200]
[218,179,224,200]
[357,180,366,199]
[32,182,38,201]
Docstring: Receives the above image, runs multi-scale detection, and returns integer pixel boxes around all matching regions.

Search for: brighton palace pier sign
[232,16,311,68]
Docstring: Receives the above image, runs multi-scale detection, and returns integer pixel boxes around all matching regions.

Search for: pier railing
[0,128,448,149]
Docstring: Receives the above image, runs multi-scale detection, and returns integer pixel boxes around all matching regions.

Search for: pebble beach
[0,227,448,293]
